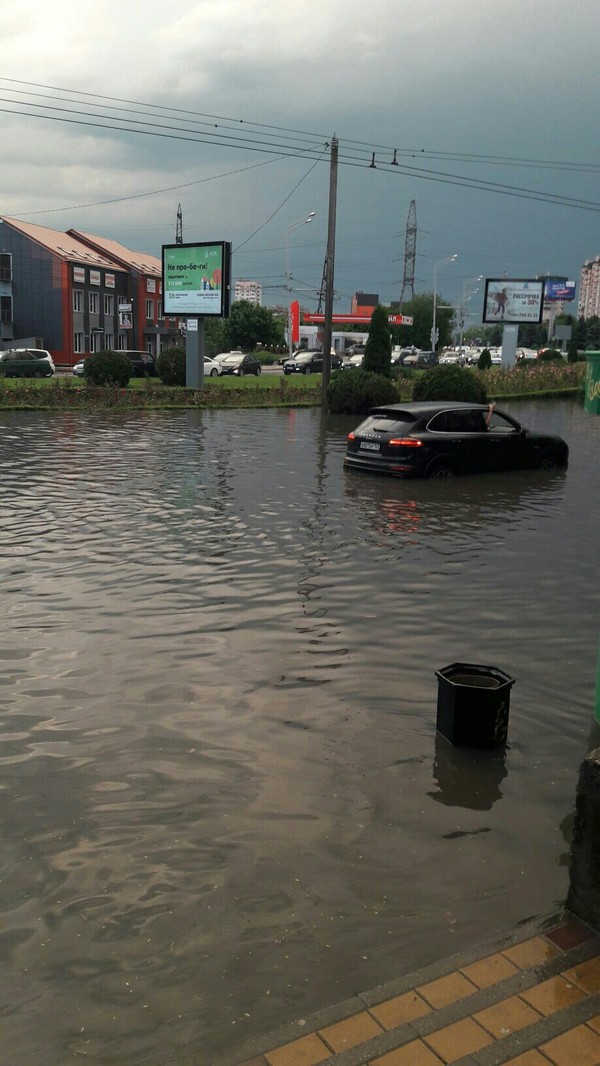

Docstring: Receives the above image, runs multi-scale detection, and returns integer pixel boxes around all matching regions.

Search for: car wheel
[210,368,218,376]
[255,366,261,376]
[538,450,561,470]
[304,365,312,375]
[238,368,244,377]
[428,461,455,480]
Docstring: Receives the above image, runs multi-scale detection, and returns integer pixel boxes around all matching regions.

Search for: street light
[457,274,483,355]
[285,212,315,358]
[431,254,458,352]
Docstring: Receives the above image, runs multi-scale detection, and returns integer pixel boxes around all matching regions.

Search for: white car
[203,357,222,377]
[439,352,465,366]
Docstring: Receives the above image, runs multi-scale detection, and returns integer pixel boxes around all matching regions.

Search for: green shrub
[478,347,492,370]
[156,345,186,386]
[326,370,398,414]
[567,341,578,364]
[538,348,563,362]
[84,350,132,387]
[412,365,488,404]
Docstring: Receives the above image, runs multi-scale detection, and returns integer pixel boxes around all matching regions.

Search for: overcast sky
[1,0,598,316]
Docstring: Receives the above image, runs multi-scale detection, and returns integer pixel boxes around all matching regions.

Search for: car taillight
[388,438,423,447]
[347,432,355,441]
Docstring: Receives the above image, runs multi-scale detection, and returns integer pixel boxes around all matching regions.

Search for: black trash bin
[435,662,515,749]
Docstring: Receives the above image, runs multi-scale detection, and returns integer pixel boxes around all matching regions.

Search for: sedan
[283,351,343,375]
[203,357,222,377]
[218,352,262,376]
[341,353,364,370]
[344,402,568,479]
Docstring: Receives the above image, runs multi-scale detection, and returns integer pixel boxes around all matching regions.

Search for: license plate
[360,441,380,452]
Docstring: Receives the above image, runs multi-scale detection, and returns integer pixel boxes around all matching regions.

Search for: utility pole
[176,204,183,245]
[400,200,417,307]
[321,136,338,409]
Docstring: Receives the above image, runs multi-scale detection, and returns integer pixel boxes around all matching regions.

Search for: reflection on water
[430,733,508,810]
[0,401,598,1065]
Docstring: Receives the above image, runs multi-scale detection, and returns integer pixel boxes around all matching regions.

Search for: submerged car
[0,348,55,377]
[344,402,568,479]
[218,352,261,376]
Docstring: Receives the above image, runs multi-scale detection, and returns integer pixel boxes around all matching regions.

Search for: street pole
[321,136,338,409]
[431,254,457,352]
[285,212,315,360]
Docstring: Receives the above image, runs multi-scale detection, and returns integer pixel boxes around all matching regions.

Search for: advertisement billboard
[544,280,576,302]
[483,279,544,324]
[162,241,231,317]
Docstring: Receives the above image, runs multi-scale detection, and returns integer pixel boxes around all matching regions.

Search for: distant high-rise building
[234,279,262,306]
[578,257,600,319]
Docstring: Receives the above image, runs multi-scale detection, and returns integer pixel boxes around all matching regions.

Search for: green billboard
[162,241,231,317]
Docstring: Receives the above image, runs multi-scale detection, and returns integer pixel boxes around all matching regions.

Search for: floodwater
[0,399,598,1066]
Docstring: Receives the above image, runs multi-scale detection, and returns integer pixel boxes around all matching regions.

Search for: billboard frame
[483,278,544,325]
[162,240,231,318]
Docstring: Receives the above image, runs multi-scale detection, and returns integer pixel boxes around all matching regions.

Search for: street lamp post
[458,275,483,355]
[431,254,458,352]
[285,212,315,359]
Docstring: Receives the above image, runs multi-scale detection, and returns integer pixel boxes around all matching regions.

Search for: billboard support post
[185,318,204,388]
[501,324,518,368]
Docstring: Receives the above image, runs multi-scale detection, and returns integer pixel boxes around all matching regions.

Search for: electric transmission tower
[175,203,183,245]
[316,256,328,314]
[399,200,417,307]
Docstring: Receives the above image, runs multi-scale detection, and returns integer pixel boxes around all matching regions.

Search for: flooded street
[0,399,598,1065]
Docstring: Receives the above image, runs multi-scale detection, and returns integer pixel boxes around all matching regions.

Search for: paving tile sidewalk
[224,916,600,1066]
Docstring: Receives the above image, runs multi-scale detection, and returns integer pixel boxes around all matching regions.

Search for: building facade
[578,257,600,319]
[0,217,181,365]
[234,279,262,305]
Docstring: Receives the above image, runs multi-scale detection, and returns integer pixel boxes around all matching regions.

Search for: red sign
[303,313,413,325]
[290,300,300,343]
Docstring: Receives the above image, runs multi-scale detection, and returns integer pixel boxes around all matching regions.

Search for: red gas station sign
[303,313,413,325]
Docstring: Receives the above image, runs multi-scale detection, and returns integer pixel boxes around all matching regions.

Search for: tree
[363,305,392,377]
[478,347,492,370]
[393,293,454,350]
[204,318,228,356]
[224,301,286,351]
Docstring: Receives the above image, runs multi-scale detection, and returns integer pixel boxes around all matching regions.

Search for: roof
[0,217,127,270]
[68,230,161,277]
[371,402,490,415]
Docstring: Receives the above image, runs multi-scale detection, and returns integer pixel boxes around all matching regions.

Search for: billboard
[162,241,231,317]
[483,279,544,324]
[544,280,576,302]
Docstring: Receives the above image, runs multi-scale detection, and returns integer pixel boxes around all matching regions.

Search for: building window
[118,335,126,350]
[104,294,114,316]
[73,289,84,313]
[104,333,114,350]
[89,291,99,314]
[74,332,85,353]
[157,301,163,320]
[90,333,102,353]
[145,299,154,320]
[1,295,12,323]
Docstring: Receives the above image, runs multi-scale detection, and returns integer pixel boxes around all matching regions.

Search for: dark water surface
[0,400,598,1065]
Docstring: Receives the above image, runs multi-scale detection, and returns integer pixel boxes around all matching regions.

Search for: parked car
[402,350,439,368]
[72,350,156,377]
[341,353,364,370]
[393,347,419,365]
[439,352,465,366]
[218,352,261,376]
[0,348,55,377]
[213,350,244,365]
[282,350,343,375]
[343,401,568,479]
[203,357,222,377]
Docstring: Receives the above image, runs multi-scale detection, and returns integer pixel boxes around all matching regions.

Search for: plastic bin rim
[435,662,515,686]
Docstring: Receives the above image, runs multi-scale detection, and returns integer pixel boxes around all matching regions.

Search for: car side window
[488,412,518,433]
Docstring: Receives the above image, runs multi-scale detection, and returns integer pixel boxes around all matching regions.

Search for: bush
[326,370,398,414]
[567,341,579,364]
[84,350,132,387]
[478,347,492,370]
[412,365,488,404]
[538,348,563,362]
[156,345,186,386]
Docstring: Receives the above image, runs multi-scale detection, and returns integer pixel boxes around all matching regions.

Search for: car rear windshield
[357,411,417,435]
